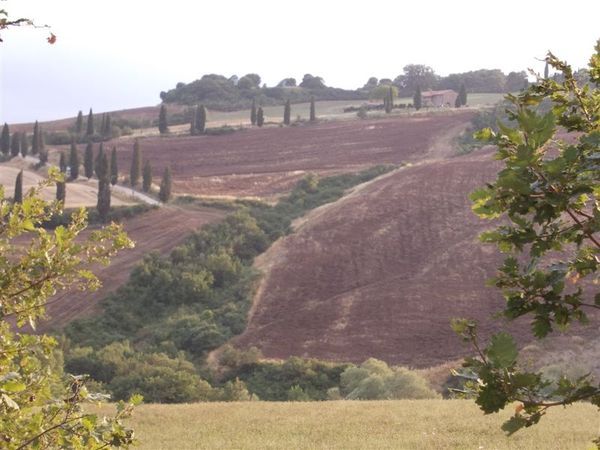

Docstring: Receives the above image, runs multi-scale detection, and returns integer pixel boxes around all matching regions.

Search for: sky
[1,0,599,123]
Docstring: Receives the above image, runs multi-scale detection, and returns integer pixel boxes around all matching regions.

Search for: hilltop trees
[130,139,141,187]
[1,123,9,155]
[395,64,438,96]
[142,160,152,192]
[31,121,40,155]
[158,166,172,202]
[13,170,23,203]
[283,99,291,125]
[84,142,94,179]
[20,132,28,157]
[10,131,20,157]
[310,97,316,122]
[110,146,118,185]
[69,141,80,180]
[158,104,169,134]
[86,108,94,136]
[256,107,264,127]
[457,41,600,444]
[250,99,257,125]
[75,110,83,134]
[413,85,422,110]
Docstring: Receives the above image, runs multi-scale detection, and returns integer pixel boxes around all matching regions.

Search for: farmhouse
[421,89,458,107]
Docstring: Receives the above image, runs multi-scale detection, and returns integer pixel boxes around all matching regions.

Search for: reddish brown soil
[233,152,531,367]
[111,112,474,198]
[37,206,224,332]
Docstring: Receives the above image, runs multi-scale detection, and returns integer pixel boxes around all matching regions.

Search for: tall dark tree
[458,83,467,107]
[544,62,549,79]
[100,114,106,137]
[158,166,172,202]
[59,151,67,173]
[14,170,23,204]
[195,104,206,134]
[20,133,28,157]
[10,132,20,158]
[283,99,291,125]
[250,99,257,125]
[158,104,169,134]
[386,86,394,113]
[190,107,197,136]
[142,159,152,193]
[96,177,111,222]
[1,123,10,155]
[31,121,40,155]
[38,145,48,165]
[110,146,118,185]
[103,114,112,137]
[84,142,94,179]
[86,108,94,136]
[75,110,83,134]
[69,141,80,180]
[256,107,264,127]
[36,124,45,158]
[94,143,106,180]
[130,138,141,187]
[413,85,422,111]
[56,180,66,203]
[309,97,316,122]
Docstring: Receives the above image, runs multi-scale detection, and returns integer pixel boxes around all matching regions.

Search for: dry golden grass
[94,399,599,449]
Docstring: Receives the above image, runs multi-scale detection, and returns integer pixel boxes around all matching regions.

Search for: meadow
[97,400,598,449]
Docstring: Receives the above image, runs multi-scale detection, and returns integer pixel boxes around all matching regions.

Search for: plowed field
[234,152,524,367]
[38,206,224,332]
[112,112,474,198]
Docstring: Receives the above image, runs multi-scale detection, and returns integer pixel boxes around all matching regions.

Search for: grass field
[96,400,599,449]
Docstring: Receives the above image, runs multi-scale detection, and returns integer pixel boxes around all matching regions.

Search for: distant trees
[190,108,197,135]
[413,85,422,111]
[159,166,172,202]
[101,113,112,137]
[142,160,152,193]
[158,104,169,134]
[14,170,23,203]
[383,86,395,113]
[130,139,142,187]
[310,97,316,122]
[283,99,291,125]
[20,133,28,157]
[10,131,21,157]
[86,108,94,136]
[299,74,326,89]
[75,110,83,134]
[237,73,261,90]
[96,149,111,221]
[195,104,206,134]
[395,64,438,96]
[256,107,264,127]
[94,143,106,180]
[31,121,40,155]
[110,146,118,185]
[250,99,257,126]
[84,142,94,179]
[277,77,297,87]
[69,141,80,180]
[59,151,67,173]
[1,123,9,155]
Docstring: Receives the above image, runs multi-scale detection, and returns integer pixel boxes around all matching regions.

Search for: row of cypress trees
[1,121,46,161]
[251,97,317,128]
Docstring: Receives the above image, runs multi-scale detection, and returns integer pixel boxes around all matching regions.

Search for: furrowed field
[95,400,598,449]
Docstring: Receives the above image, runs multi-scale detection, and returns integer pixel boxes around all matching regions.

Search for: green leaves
[485,333,518,369]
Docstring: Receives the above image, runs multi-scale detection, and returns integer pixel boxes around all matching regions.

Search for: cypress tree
[413,85,422,111]
[544,62,549,79]
[84,142,94,179]
[10,132,20,158]
[20,133,28,157]
[38,146,48,165]
[309,97,316,122]
[455,94,461,108]
[385,86,394,113]
[75,110,83,134]
[31,121,40,155]
[190,108,197,136]
[37,125,45,157]
[59,151,67,173]
[94,143,105,180]
[142,160,152,193]
[110,147,118,185]
[86,108,94,136]
[14,170,23,203]
[100,114,106,137]
[256,107,264,127]
[69,141,80,180]
[250,99,257,126]
[104,114,112,137]
[97,178,111,222]
[158,104,168,134]
[458,83,467,107]
[56,180,66,203]
[283,99,291,125]
[195,104,206,134]
[130,138,141,187]
[158,166,172,202]
[1,123,10,155]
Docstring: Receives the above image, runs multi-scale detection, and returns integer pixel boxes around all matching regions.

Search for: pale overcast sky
[1,0,599,123]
